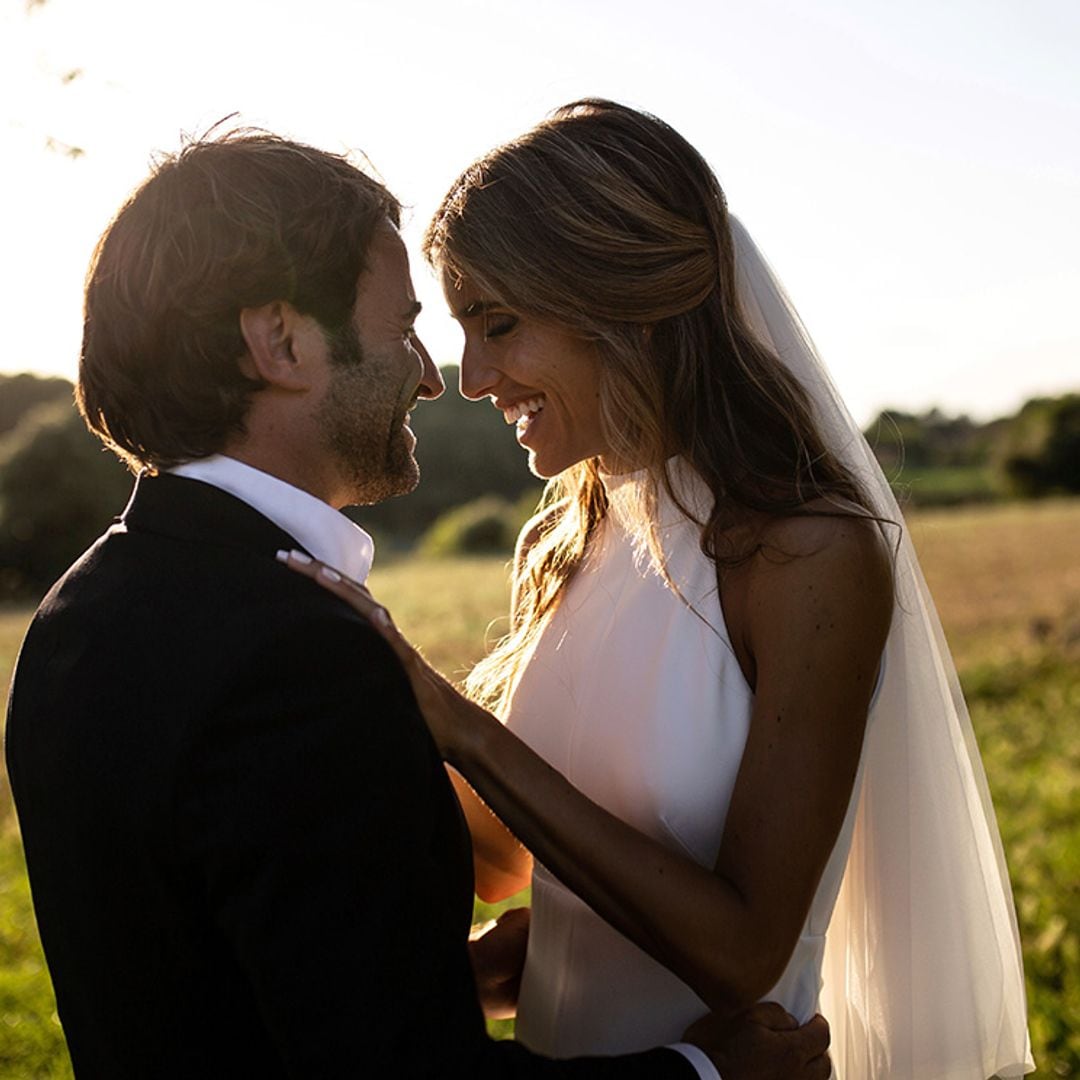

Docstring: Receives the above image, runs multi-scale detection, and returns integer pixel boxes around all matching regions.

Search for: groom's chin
[347,458,420,507]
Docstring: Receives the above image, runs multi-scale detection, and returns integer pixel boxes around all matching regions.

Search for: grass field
[1,499,1078,1076]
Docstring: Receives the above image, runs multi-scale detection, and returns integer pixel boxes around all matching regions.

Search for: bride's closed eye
[483,313,518,340]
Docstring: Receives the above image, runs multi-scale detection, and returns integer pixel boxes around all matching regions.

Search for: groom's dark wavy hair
[78,130,400,472]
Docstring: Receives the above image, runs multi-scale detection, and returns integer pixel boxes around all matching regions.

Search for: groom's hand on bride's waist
[468,906,531,1020]
[682,1002,831,1080]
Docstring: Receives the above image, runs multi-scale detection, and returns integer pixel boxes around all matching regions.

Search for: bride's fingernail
[289,550,313,565]
[319,566,342,583]
[275,550,290,564]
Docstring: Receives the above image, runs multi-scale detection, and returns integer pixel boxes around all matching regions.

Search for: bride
[289,100,1032,1078]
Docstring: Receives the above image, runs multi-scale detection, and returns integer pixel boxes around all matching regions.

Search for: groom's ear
[238,301,325,391]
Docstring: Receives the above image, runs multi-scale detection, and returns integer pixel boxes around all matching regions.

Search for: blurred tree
[0,372,73,438]
[0,399,132,597]
[863,407,1005,473]
[864,410,927,474]
[998,394,1080,496]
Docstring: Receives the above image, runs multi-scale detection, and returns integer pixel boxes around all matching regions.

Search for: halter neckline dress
[506,461,868,1056]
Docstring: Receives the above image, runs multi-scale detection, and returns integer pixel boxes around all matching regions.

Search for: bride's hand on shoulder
[276,550,492,757]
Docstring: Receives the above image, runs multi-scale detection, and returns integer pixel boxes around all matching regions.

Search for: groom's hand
[683,1002,830,1080]
[468,906,531,1020]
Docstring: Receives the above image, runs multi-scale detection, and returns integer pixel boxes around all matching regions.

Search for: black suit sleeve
[183,609,695,1079]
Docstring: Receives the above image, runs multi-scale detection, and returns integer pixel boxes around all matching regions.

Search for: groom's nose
[414,336,444,400]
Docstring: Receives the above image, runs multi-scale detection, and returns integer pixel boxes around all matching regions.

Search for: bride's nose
[459,339,500,401]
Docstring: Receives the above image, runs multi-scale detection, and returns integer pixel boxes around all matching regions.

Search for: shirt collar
[169,455,374,583]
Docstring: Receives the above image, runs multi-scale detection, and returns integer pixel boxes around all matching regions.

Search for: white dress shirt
[171,455,374,584]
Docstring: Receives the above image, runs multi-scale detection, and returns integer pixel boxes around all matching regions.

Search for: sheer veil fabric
[730,217,1033,1079]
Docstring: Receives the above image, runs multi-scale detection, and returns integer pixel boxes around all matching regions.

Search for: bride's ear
[238,301,324,390]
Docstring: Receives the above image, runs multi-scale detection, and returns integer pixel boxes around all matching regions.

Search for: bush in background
[419,497,521,556]
[418,487,544,557]
[0,399,132,598]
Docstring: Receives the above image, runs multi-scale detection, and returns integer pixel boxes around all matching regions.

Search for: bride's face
[442,270,611,479]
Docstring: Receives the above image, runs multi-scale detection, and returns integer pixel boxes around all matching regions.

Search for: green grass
[0,838,71,1079]
[2,514,1079,1073]
[965,652,1080,1075]
[891,465,1000,507]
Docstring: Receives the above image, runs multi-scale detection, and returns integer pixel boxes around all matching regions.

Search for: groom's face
[315,223,444,506]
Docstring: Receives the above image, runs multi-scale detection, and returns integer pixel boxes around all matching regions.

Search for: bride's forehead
[440,267,484,312]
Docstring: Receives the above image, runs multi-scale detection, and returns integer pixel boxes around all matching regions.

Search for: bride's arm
[447,766,531,901]
[446,515,891,1012]
[440,506,555,902]
[284,513,892,1014]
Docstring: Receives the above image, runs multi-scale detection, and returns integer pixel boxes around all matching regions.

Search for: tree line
[864,397,1080,505]
[0,370,539,599]
[1,370,1077,599]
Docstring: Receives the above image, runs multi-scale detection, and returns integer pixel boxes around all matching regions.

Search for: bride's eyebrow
[454,299,493,320]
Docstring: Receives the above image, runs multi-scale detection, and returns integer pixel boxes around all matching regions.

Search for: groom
[5,133,829,1078]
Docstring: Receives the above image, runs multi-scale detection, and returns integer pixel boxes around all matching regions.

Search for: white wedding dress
[501,219,1032,1078]
[506,462,868,1056]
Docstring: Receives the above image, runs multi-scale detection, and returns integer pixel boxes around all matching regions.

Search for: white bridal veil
[729,217,1033,1080]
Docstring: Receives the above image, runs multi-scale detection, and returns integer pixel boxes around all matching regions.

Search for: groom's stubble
[316,321,421,507]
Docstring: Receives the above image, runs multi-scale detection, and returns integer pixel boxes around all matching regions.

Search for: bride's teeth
[503,398,545,425]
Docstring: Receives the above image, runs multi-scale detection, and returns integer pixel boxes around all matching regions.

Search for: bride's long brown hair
[424,99,876,711]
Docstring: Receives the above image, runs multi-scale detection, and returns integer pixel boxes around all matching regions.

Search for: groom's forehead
[356,225,418,317]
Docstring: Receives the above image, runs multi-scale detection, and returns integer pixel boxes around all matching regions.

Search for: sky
[1,0,1077,427]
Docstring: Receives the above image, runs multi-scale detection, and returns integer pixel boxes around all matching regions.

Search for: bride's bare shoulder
[757,504,894,571]
[721,504,895,682]
[746,506,895,639]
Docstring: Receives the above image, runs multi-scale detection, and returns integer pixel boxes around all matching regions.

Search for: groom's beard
[316,323,420,507]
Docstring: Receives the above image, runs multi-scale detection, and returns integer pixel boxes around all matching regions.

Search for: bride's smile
[443,272,611,478]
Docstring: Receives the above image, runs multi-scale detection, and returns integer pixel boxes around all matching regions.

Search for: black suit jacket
[5,474,694,1079]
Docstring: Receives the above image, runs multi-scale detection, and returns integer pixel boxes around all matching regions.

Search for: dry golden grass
[370,500,1080,683]
[0,608,30,701]
[907,498,1080,671]
[367,554,514,678]
[4,499,1076,697]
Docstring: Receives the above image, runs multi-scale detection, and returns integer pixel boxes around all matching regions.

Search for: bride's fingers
[279,562,455,702]
[276,549,411,655]
[276,549,376,606]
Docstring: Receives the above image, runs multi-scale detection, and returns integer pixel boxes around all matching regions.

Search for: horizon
[1,362,1068,432]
